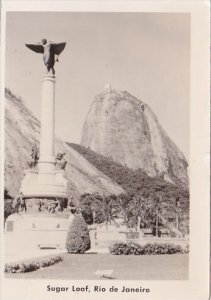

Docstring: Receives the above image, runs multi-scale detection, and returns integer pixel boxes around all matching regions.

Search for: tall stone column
[39,74,56,173]
[20,40,68,199]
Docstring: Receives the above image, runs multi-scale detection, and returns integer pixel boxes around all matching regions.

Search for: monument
[20,39,68,200]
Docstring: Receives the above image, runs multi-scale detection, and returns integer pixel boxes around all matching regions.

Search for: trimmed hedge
[66,215,91,254]
[109,242,187,255]
[5,255,62,273]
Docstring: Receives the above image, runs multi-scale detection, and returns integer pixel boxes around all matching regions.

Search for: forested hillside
[67,143,189,235]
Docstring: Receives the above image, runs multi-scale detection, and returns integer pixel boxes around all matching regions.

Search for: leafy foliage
[66,215,91,254]
[4,189,15,222]
[5,255,62,273]
[109,242,186,255]
[80,193,121,226]
[68,143,189,235]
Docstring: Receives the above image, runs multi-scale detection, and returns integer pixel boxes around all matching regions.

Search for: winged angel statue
[26,39,66,75]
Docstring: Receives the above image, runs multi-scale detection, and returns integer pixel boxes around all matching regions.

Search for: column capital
[42,74,56,82]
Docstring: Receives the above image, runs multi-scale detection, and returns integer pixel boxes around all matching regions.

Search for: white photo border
[1,1,210,300]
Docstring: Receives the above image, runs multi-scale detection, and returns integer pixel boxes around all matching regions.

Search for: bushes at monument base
[4,201,15,223]
[109,242,186,255]
[5,255,62,273]
[66,215,91,254]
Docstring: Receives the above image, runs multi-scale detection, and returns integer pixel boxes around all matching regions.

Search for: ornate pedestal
[20,169,68,198]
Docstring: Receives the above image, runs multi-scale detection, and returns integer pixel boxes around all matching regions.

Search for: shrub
[80,193,106,224]
[109,242,185,255]
[66,215,91,254]
[81,205,93,225]
[4,255,62,273]
[4,201,15,223]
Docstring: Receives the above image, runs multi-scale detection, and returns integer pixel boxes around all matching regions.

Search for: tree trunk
[155,209,159,237]
[176,212,179,234]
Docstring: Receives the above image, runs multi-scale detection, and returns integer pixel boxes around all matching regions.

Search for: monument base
[20,168,68,199]
[5,212,74,253]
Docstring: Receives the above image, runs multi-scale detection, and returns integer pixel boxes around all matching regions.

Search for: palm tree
[102,195,119,229]
[128,195,145,231]
[139,192,164,236]
[117,193,132,227]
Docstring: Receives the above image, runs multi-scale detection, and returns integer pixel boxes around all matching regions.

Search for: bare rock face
[81,89,188,187]
[5,90,124,201]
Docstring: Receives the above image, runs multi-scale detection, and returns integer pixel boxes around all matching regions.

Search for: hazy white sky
[6,12,190,159]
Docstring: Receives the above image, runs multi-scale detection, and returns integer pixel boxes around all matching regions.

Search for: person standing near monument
[56,152,67,170]
[20,198,27,212]
[31,144,39,168]
[13,192,23,213]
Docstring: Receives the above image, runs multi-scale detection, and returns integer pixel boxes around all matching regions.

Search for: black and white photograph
[1,1,210,300]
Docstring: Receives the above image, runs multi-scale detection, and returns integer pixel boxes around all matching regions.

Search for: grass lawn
[5,253,188,280]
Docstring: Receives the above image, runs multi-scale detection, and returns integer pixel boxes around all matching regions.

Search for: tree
[102,195,119,229]
[129,194,145,231]
[4,189,15,224]
[66,215,91,254]
[4,201,15,224]
[117,193,132,227]
[80,193,104,224]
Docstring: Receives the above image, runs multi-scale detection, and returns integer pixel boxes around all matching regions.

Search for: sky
[5,12,190,159]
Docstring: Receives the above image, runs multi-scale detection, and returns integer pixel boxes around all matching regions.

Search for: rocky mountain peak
[81,88,188,187]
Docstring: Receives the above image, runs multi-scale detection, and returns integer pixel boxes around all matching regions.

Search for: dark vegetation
[109,242,187,255]
[67,143,189,236]
[66,215,91,254]
[4,189,15,223]
[5,255,62,273]
[68,143,188,197]
[4,202,15,223]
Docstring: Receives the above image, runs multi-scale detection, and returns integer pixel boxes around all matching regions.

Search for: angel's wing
[53,43,66,55]
[25,44,44,53]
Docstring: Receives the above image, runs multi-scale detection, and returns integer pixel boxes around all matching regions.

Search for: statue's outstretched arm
[25,44,44,53]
